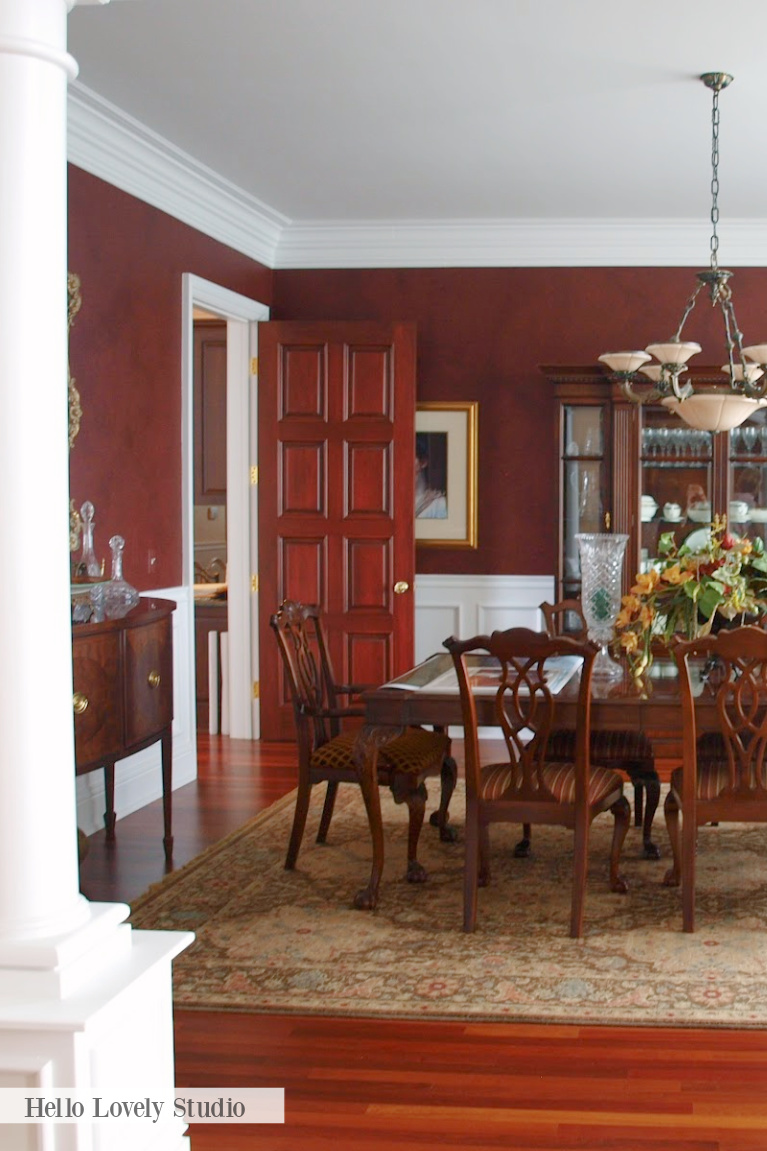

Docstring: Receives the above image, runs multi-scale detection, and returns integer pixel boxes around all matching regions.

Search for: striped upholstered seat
[479,760,624,807]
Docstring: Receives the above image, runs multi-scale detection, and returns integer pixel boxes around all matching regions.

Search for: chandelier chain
[710,85,720,271]
[599,70,767,420]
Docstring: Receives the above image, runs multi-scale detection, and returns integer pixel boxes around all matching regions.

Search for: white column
[0,6,192,1147]
[0,0,88,942]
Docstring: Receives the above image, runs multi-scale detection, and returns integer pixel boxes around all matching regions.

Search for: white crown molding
[67,83,287,268]
[66,85,767,270]
[274,219,767,269]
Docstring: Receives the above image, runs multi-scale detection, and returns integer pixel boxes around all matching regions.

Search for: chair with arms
[443,627,630,937]
[666,625,767,931]
[270,600,457,886]
[539,599,661,859]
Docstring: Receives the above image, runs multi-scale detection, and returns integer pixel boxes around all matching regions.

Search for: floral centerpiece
[614,516,767,678]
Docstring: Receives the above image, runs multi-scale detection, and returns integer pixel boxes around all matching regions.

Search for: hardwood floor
[80,735,767,1150]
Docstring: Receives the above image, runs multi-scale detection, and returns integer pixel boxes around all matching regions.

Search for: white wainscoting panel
[415,574,555,662]
[76,586,197,836]
[415,574,556,738]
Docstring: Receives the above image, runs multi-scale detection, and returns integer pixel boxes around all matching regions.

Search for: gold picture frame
[415,401,478,548]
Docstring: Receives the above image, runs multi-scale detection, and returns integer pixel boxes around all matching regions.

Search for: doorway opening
[181,274,270,742]
[192,310,229,732]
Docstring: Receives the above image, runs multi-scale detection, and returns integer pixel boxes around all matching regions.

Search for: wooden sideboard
[72,597,175,857]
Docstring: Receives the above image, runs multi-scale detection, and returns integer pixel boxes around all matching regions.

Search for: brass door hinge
[252,680,260,699]
[251,574,259,593]
[250,356,258,376]
[250,465,258,485]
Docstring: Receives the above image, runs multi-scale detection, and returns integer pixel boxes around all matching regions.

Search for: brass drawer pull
[147,670,161,688]
[73,692,89,715]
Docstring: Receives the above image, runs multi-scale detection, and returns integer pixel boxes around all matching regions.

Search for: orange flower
[616,595,641,628]
[618,630,640,653]
[631,570,660,595]
[661,563,695,585]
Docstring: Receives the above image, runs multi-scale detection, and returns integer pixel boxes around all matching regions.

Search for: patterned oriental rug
[130,782,767,1027]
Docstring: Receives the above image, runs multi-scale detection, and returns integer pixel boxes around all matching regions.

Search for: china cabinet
[542,365,767,601]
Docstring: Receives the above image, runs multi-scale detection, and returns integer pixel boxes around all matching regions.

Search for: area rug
[130,782,767,1027]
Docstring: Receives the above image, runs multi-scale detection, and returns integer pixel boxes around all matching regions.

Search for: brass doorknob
[147,670,161,688]
[393,581,410,595]
[73,692,89,715]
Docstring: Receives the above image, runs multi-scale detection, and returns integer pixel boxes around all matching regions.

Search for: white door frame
[182,274,269,739]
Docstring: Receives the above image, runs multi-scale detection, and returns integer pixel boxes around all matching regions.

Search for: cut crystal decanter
[103,535,140,619]
[78,500,101,578]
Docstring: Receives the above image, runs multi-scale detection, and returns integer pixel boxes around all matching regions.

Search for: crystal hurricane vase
[576,532,629,680]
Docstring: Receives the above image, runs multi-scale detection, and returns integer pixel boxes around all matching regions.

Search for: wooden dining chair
[443,628,630,937]
[539,599,661,859]
[270,600,457,884]
[667,624,767,932]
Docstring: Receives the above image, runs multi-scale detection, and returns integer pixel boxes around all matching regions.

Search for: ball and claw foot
[430,811,459,842]
[353,885,378,910]
[406,861,428,884]
[643,838,661,860]
[610,873,629,895]
[513,837,531,858]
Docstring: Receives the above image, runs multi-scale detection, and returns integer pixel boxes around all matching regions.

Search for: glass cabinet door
[640,412,713,569]
[561,405,606,599]
[730,414,767,542]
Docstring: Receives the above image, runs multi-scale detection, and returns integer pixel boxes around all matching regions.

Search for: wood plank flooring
[79,735,767,1150]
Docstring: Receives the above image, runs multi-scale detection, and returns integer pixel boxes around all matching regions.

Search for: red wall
[67,166,273,589]
[68,168,767,584]
[273,266,767,575]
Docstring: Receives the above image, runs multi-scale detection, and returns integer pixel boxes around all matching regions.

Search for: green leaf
[657,532,676,557]
[698,583,724,619]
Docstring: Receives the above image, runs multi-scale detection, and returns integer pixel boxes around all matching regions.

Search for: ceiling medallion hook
[598,72,767,433]
[700,72,734,92]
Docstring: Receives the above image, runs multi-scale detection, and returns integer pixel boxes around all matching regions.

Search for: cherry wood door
[258,321,416,740]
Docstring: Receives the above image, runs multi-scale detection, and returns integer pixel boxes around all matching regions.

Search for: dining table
[352,651,717,911]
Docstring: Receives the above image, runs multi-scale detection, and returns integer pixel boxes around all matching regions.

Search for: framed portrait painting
[415,401,478,548]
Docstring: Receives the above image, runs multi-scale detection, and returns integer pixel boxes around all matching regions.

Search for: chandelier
[598,73,767,433]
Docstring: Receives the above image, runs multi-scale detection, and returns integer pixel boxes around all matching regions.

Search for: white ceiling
[67,0,767,267]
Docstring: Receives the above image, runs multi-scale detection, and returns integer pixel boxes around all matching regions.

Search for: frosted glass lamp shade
[598,351,651,373]
[638,365,664,382]
[645,342,702,365]
[720,363,764,384]
[662,391,767,432]
[742,345,767,365]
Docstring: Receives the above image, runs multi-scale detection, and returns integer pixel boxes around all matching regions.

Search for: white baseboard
[415,573,555,738]
[76,586,197,836]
